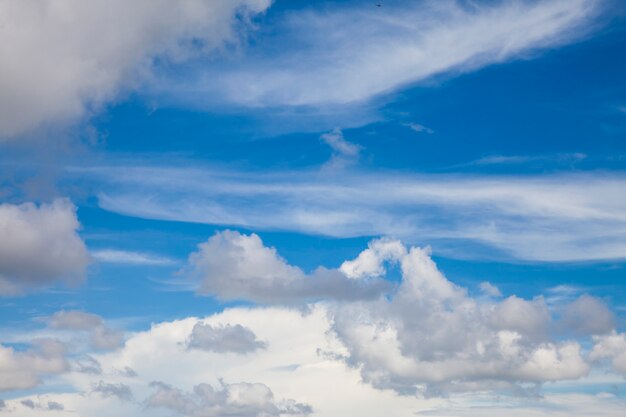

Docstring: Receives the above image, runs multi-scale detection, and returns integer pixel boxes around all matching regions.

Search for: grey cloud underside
[185,230,392,303]
[48,310,124,350]
[86,165,626,262]
[146,380,312,417]
[188,323,266,354]
[0,339,68,392]
[92,381,134,402]
[0,199,89,295]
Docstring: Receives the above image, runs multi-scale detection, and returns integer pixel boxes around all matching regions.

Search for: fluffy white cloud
[180,0,600,108]
[0,0,271,138]
[0,339,68,392]
[331,239,597,395]
[590,331,626,374]
[0,199,89,295]
[185,230,391,303]
[88,165,626,262]
[48,310,124,350]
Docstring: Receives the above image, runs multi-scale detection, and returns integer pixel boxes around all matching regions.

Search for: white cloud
[0,0,271,139]
[0,339,68,392]
[331,240,595,395]
[0,199,89,295]
[91,249,177,266]
[590,331,626,374]
[84,164,626,262]
[182,0,600,108]
[185,230,391,303]
[48,310,124,351]
[479,281,502,297]
[404,123,434,134]
[320,128,362,169]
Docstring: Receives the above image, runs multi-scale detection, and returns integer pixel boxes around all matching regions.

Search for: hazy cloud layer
[0,199,89,295]
[172,0,601,108]
[86,165,626,262]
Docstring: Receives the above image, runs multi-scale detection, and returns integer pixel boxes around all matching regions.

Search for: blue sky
[1,1,626,416]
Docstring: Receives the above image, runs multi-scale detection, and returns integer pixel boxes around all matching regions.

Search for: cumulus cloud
[188,323,266,354]
[0,339,68,392]
[560,295,614,335]
[177,0,600,108]
[0,199,89,295]
[590,331,626,374]
[331,239,597,395]
[146,380,312,417]
[479,281,502,297]
[0,0,271,138]
[86,164,626,262]
[48,310,124,350]
[185,230,391,303]
[47,401,64,411]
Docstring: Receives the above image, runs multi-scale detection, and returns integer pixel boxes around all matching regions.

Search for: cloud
[479,281,502,297]
[320,128,362,169]
[0,339,68,392]
[188,323,266,354]
[92,381,134,402]
[590,331,626,374]
[174,0,601,108]
[404,123,434,134]
[48,310,124,350]
[72,355,102,375]
[185,230,391,303]
[560,295,614,335]
[47,401,64,411]
[91,249,177,266]
[0,0,271,139]
[146,380,312,417]
[330,239,598,395]
[0,199,89,295]
[84,164,626,262]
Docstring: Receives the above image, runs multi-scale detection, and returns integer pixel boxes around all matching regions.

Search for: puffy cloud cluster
[0,199,89,295]
[146,380,312,417]
[48,310,124,350]
[0,339,67,392]
[0,0,271,138]
[186,230,391,303]
[331,239,613,395]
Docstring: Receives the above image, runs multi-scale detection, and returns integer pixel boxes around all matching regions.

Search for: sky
[1,0,626,415]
